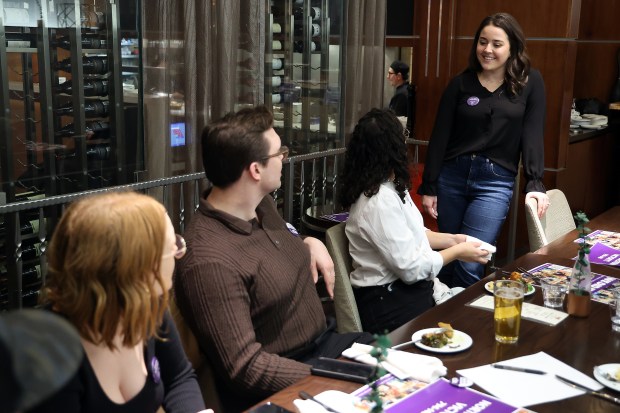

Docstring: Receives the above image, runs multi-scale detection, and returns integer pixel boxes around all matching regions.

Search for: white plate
[485,281,535,296]
[571,118,592,124]
[411,328,473,353]
[581,124,607,130]
[593,363,620,392]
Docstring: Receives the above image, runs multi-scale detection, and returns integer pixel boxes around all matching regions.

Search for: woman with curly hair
[340,109,489,334]
[31,192,210,413]
[418,13,549,288]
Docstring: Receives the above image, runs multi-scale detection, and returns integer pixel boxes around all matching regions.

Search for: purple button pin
[467,96,480,106]
[151,356,161,384]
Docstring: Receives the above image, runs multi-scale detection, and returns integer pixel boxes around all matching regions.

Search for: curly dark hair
[339,109,411,209]
[468,12,530,96]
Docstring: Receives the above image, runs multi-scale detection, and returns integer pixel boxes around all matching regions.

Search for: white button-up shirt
[346,181,444,287]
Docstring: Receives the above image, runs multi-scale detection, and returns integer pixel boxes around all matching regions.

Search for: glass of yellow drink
[494,279,525,344]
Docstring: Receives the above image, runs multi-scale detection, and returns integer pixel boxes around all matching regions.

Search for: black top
[28,311,205,413]
[389,82,409,117]
[418,69,547,196]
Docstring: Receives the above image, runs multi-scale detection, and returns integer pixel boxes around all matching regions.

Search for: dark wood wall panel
[578,0,620,40]
[527,41,576,170]
[453,0,576,38]
[574,43,620,102]
[556,133,617,217]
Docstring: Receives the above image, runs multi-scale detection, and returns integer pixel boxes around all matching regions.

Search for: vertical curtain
[343,0,386,135]
[142,0,386,177]
[142,0,265,179]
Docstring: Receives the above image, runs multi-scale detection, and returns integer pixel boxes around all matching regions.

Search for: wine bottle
[55,56,108,75]
[54,35,107,50]
[294,23,320,37]
[55,79,109,97]
[272,58,284,70]
[86,145,111,160]
[293,7,321,21]
[55,121,110,138]
[56,145,111,161]
[5,32,37,48]
[55,100,110,118]
[81,9,105,30]
[0,218,46,239]
[271,76,282,87]
[0,265,42,291]
[0,241,42,262]
[294,40,320,53]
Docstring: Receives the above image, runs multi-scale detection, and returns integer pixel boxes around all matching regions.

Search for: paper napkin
[466,235,496,260]
[341,343,447,382]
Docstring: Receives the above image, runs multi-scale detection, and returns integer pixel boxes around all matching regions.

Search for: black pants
[353,279,435,334]
[284,317,374,364]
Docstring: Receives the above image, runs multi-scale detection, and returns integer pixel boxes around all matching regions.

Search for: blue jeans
[437,154,515,288]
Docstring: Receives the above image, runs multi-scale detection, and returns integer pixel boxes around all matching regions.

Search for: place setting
[404,322,473,354]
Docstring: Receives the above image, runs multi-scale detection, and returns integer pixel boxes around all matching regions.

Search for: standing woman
[31,192,210,413]
[418,12,550,288]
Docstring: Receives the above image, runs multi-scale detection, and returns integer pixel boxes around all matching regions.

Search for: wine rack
[266,0,344,155]
[1,0,142,310]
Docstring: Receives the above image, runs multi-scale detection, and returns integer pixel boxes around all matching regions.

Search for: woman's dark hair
[339,109,410,209]
[468,12,530,96]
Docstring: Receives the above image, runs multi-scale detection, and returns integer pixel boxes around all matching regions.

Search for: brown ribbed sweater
[173,192,326,409]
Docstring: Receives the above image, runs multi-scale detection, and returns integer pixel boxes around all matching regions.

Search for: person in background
[340,108,490,334]
[30,192,210,413]
[418,12,550,288]
[174,106,373,412]
[387,60,410,117]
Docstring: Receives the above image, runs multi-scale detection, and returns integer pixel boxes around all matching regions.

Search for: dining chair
[325,222,364,333]
[525,189,576,252]
[169,296,222,412]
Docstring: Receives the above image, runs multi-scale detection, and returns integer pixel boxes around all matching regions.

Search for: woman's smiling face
[476,24,511,74]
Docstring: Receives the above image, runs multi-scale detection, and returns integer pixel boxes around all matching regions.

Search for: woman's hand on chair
[525,192,550,218]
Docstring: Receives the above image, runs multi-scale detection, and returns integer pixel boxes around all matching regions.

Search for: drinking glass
[494,280,525,344]
[540,278,567,308]
[611,290,620,332]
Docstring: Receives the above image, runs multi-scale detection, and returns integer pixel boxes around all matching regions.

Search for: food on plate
[437,322,454,338]
[421,322,454,348]
[508,271,534,289]
[420,331,449,348]
[616,366,620,381]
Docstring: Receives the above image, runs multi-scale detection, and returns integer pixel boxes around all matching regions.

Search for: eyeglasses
[261,145,289,161]
[163,234,187,260]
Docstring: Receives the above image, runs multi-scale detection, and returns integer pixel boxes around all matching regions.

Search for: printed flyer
[573,230,620,267]
[352,377,527,413]
[526,262,620,305]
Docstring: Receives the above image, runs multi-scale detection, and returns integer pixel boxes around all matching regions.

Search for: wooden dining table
[248,253,620,413]
[247,206,620,412]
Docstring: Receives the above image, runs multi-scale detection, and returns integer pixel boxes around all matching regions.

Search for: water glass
[494,280,525,344]
[540,278,567,309]
[611,290,620,332]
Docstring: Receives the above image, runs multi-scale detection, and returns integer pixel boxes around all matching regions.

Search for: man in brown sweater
[174,106,371,412]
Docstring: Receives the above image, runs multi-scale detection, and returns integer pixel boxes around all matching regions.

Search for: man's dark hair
[339,108,411,209]
[201,106,273,188]
[390,60,409,81]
